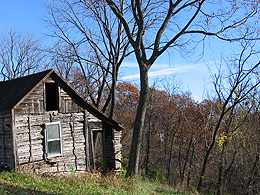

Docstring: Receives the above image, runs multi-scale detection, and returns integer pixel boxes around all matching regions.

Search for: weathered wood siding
[102,125,122,170]
[6,75,122,172]
[13,79,102,173]
[14,77,82,115]
[14,112,101,173]
[0,112,14,168]
[114,130,122,169]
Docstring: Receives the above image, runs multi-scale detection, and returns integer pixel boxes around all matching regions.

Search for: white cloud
[149,66,195,77]
[121,62,139,67]
[121,73,140,80]
[122,62,173,69]
[121,65,196,80]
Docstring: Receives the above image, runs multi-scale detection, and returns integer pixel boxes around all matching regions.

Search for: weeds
[0,171,193,194]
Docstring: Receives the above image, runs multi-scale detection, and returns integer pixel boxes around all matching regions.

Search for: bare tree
[197,41,260,193]
[105,0,260,178]
[46,0,131,117]
[0,29,46,80]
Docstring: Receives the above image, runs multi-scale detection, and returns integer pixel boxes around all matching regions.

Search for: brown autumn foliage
[114,82,139,156]
[114,82,260,194]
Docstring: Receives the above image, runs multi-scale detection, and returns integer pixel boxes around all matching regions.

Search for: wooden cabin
[0,69,122,173]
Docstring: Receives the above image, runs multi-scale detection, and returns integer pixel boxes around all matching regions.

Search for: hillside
[0,171,195,195]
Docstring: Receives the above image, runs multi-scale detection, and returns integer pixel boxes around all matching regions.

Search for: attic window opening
[45,83,59,111]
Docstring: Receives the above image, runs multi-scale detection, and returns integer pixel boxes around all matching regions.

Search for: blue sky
[0,0,223,102]
[0,0,48,34]
[119,60,216,101]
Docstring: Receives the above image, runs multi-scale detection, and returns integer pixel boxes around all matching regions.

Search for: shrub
[147,168,166,182]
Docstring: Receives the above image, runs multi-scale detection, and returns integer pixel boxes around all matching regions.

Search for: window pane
[47,124,60,140]
[48,140,61,155]
[45,123,62,157]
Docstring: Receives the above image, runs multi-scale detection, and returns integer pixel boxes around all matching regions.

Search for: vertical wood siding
[0,112,14,168]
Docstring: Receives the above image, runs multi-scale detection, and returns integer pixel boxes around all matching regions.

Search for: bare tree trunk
[187,144,195,187]
[145,87,155,175]
[197,99,229,192]
[180,137,193,185]
[166,132,175,180]
[246,154,260,194]
[217,143,226,195]
[145,122,151,175]
[109,66,119,118]
[126,65,149,177]
[164,131,169,169]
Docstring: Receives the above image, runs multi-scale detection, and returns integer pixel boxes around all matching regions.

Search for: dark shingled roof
[0,69,123,131]
[0,70,52,111]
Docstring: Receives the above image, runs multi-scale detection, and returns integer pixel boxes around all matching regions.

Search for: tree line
[114,73,260,194]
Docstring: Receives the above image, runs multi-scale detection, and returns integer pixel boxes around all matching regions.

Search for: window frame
[44,122,63,158]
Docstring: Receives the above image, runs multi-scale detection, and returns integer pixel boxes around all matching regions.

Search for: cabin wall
[14,111,101,173]
[102,125,122,170]
[0,111,14,169]
[13,78,103,173]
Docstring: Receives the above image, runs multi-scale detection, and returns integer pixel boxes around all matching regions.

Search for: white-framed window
[45,122,62,158]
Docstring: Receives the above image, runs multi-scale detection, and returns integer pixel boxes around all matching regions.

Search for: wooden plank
[28,115,33,163]
[84,110,94,171]
[114,130,122,169]
[89,121,102,129]
[70,113,78,170]
[1,117,5,164]
[11,110,18,170]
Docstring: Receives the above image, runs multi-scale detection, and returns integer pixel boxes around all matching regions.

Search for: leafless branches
[46,0,131,116]
[0,29,46,81]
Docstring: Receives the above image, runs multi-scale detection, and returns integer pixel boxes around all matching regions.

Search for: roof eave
[51,70,124,131]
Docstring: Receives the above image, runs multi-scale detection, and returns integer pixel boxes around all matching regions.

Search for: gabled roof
[0,70,51,111]
[0,69,123,131]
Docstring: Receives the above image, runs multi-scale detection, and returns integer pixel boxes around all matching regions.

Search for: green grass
[0,171,195,195]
